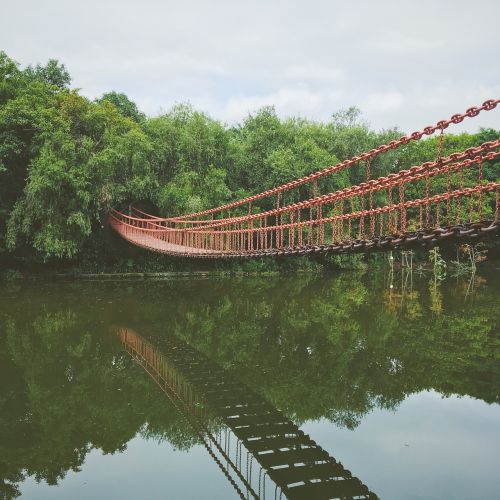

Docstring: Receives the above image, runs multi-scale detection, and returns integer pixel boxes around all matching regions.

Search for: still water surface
[1,267,499,499]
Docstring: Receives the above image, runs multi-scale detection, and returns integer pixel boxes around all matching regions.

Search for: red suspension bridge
[109,100,500,258]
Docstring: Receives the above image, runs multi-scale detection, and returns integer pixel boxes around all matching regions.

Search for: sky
[1,0,499,133]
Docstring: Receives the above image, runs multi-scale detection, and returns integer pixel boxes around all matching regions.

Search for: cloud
[1,0,499,132]
[363,91,405,113]
[220,86,342,123]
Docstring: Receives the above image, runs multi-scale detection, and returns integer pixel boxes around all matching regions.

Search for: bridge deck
[110,215,499,259]
[110,220,216,256]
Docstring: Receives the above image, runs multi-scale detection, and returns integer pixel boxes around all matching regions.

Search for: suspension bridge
[109,100,500,258]
[114,326,377,499]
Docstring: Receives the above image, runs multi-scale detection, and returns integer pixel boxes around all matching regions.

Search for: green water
[1,266,499,499]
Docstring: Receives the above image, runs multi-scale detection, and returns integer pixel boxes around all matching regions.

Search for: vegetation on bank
[1,51,499,273]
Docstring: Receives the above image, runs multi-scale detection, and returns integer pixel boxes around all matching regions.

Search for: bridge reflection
[114,326,377,500]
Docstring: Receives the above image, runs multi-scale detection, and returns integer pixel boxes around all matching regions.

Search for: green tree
[98,91,145,123]
[5,93,155,259]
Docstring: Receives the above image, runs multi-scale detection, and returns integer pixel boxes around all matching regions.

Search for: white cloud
[1,0,499,133]
[283,65,346,84]
[363,91,405,113]
[221,86,343,122]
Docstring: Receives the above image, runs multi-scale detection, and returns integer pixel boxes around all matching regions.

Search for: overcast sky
[1,0,499,132]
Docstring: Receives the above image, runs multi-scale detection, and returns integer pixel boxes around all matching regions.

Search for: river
[1,265,499,499]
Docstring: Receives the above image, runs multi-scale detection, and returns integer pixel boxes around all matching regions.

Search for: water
[1,266,499,499]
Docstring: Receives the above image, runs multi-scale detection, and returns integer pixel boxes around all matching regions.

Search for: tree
[5,93,155,259]
[25,59,71,89]
[98,91,145,123]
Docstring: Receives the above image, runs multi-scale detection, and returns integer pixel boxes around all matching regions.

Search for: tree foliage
[0,51,498,264]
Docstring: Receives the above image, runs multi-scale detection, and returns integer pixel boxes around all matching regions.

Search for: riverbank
[3,255,500,281]
[2,234,500,281]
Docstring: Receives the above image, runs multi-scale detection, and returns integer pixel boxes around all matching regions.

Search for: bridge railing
[109,141,499,257]
[181,141,500,244]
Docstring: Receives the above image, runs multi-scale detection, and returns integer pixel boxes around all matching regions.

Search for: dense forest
[0,52,498,273]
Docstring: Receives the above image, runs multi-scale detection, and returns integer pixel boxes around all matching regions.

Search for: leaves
[0,50,498,264]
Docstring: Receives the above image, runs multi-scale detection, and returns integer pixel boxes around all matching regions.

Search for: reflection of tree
[0,271,499,497]
[0,312,195,499]
[163,273,500,426]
